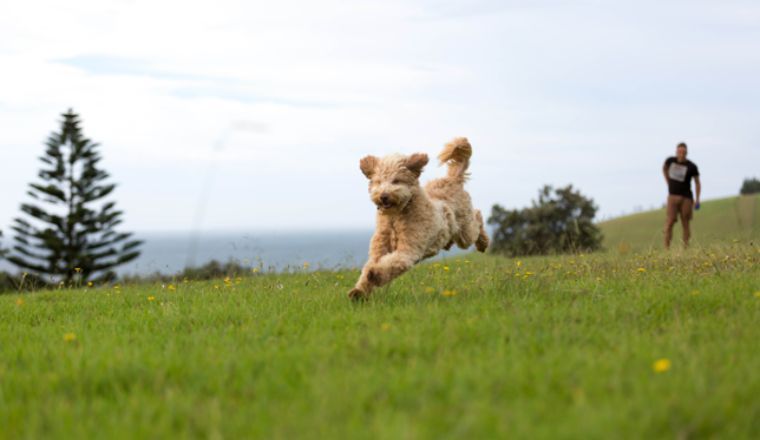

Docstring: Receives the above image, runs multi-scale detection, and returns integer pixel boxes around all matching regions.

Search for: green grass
[1,246,759,439]
[600,194,760,252]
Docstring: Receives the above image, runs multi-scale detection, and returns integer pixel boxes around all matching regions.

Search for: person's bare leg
[664,196,678,249]
[681,198,693,248]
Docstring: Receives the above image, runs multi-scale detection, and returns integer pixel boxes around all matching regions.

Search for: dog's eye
[392,178,402,184]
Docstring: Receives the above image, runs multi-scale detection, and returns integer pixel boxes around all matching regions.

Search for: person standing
[663,142,701,249]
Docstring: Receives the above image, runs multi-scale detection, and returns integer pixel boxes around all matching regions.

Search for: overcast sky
[1,0,758,232]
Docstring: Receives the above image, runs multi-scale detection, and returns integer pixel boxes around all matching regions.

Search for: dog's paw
[348,288,368,301]
[367,268,384,285]
[476,235,490,253]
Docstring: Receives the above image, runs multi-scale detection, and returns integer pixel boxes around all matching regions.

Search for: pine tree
[0,230,6,259]
[8,109,141,283]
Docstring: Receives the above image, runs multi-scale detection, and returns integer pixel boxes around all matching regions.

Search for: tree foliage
[740,177,760,195]
[0,230,6,259]
[8,110,141,283]
[488,185,603,257]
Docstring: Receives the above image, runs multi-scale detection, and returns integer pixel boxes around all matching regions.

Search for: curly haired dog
[349,137,490,300]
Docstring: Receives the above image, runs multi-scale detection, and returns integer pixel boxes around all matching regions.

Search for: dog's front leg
[349,230,391,300]
[365,250,420,288]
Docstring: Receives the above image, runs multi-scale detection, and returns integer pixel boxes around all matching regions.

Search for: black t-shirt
[664,157,699,199]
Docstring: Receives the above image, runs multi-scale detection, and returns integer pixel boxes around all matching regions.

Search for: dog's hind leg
[474,210,489,252]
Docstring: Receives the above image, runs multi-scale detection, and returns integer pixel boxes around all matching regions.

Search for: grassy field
[1,244,758,438]
[600,194,760,252]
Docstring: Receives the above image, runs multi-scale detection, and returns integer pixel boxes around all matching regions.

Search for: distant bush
[488,184,603,257]
[0,271,51,294]
[740,177,760,195]
[120,259,256,284]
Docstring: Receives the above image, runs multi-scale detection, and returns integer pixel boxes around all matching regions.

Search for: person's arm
[663,161,670,186]
[695,175,701,205]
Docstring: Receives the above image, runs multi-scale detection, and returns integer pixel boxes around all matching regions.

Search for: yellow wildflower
[167,284,176,292]
[754,291,760,298]
[87,281,93,288]
[303,262,310,269]
[63,332,77,342]
[516,260,522,267]
[424,287,435,294]
[441,289,457,297]
[381,323,391,331]
[637,267,646,273]
[147,296,156,301]
[16,298,24,306]
[653,358,671,373]
[74,267,82,273]
[252,267,260,274]
[443,266,450,272]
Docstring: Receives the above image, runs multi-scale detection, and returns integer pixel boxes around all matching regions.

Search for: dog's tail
[438,137,472,183]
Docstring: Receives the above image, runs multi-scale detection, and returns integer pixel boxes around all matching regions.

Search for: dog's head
[359,152,428,213]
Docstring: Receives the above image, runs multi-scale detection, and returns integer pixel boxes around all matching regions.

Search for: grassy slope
[599,194,760,252]
[1,246,758,439]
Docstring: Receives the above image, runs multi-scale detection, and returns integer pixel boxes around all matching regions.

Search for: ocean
[123,229,376,275]
[0,229,463,276]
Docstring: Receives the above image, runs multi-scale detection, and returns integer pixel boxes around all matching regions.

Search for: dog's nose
[380,194,390,204]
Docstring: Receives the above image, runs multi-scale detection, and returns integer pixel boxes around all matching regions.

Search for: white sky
[1,0,758,232]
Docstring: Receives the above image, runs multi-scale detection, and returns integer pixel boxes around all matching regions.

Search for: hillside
[599,194,759,252]
[1,249,758,438]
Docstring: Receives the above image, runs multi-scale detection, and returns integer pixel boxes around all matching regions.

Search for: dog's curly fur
[349,137,489,300]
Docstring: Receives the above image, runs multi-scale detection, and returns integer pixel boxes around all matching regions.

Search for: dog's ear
[405,153,429,177]
[359,155,378,179]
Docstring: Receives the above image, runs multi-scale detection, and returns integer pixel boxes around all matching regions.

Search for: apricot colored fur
[349,137,490,300]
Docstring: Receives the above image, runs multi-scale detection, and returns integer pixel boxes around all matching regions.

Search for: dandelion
[167,284,176,292]
[441,289,457,297]
[381,323,391,331]
[252,267,260,274]
[87,281,93,288]
[223,277,232,287]
[443,266,450,272]
[637,267,646,273]
[113,284,121,290]
[754,291,760,299]
[424,287,435,294]
[63,332,77,342]
[690,290,700,296]
[16,298,24,306]
[653,358,671,373]
[147,296,156,301]
[74,267,82,273]
[516,260,522,268]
